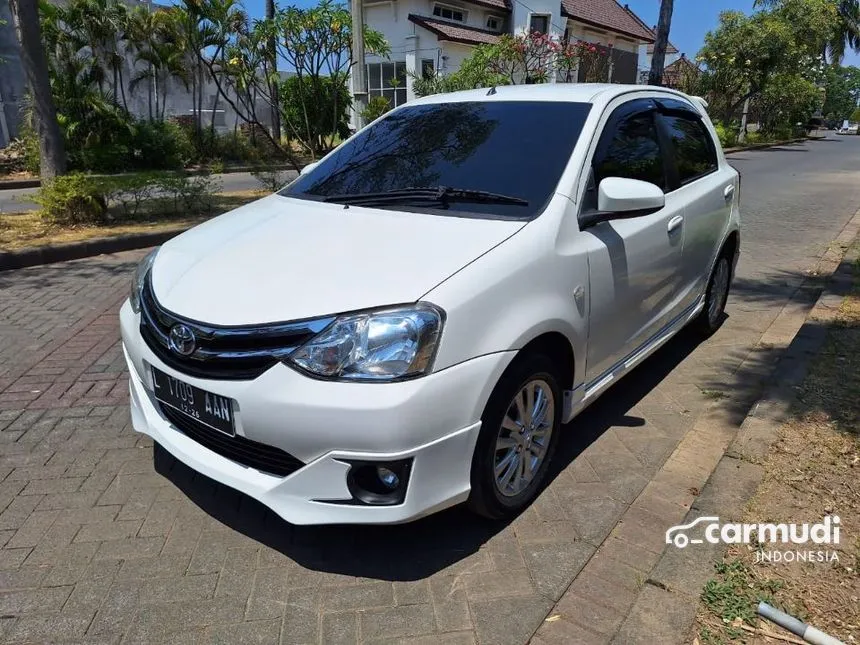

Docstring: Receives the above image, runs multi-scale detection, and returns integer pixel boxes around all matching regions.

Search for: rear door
[581,98,688,383]
[654,99,734,309]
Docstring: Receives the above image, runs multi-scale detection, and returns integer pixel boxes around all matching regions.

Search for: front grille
[139,274,334,380]
[161,405,305,477]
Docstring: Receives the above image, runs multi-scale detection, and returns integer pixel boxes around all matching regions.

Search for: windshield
[279,100,592,219]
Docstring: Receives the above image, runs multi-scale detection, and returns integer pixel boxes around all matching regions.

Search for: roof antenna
[487,86,497,95]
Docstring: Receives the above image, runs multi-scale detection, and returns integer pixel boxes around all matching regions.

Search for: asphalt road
[0,133,857,645]
[725,135,860,294]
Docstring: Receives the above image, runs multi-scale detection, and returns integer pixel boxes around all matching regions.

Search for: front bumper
[120,301,514,525]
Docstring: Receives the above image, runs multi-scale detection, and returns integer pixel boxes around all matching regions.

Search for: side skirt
[561,297,705,424]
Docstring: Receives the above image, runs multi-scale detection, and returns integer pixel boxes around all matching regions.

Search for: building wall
[0,0,277,149]
[0,0,27,147]
[566,22,640,83]
[637,46,681,83]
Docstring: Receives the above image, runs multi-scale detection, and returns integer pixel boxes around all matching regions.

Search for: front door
[581,100,687,384]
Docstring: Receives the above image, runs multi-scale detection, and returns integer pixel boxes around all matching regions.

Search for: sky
[227,0,860,68]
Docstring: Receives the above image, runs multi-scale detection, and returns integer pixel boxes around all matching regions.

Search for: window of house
[421,59,436,79]
[594,111,665,190]
[529,14,550,34]
[486,15,502,30]
[367,61,408,109]
[433,4,466,22]
[660,114,718,184]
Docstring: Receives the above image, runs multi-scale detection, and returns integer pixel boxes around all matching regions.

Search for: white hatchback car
[120,84,740,525]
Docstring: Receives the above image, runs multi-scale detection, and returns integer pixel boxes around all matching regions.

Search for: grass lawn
[0,190,266,252]
[696,241,860,643]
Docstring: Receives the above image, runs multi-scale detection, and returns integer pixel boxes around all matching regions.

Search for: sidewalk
[531,207,860,645]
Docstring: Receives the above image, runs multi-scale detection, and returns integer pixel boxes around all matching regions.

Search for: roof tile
[408,15,502,46]
[561,0,655,42]
[647,41,679,54]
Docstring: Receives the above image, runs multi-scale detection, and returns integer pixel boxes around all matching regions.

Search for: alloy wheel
[493,379,555,497]
[708,258,730,327]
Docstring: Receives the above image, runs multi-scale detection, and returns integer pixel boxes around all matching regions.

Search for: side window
[661,114,718,184]
[593,111,666,192]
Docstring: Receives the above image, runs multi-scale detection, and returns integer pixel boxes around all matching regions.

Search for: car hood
[150,194,525,325]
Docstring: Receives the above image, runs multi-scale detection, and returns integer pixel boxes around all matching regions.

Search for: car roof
[407,83,697,109]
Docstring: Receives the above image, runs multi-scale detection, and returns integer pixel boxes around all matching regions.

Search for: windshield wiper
[322,186,528,207]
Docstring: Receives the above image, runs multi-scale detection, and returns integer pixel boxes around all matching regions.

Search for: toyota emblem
[168,324,196,356]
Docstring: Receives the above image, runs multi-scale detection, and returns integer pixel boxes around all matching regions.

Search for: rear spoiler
[691,96,709,111]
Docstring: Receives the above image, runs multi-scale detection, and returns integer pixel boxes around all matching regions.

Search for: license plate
[152,368,235,436]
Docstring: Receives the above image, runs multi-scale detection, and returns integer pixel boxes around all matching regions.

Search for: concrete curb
[0,163,301,192]
[609,206,860,644]
[0,178,41,190]
[0,225,191,272]
[723,137,808,154]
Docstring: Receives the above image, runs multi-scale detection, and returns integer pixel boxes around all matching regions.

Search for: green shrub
[175,122,260,165]
[34,170,222,225]
[713,122,738,149]
[280,74,352,155]
[361,96,392,124]
[103,173,160,217]
[155,172,221,214]
[131,120,195,170]
[33,173,108,225]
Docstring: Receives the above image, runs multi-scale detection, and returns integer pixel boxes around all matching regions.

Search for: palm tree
[755,0,860,63]
[648,0,675,85]
[68,0,131,110]
[127,6,190,120]
[9,0,66,178]
[265,0,280,140]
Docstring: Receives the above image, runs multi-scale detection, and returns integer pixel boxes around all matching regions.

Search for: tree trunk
[9,0,66,178]
[210,90,219,137]
[265,0,281,141]
[648,0,674,86]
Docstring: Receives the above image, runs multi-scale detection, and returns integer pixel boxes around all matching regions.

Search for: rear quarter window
[661,114,718,184]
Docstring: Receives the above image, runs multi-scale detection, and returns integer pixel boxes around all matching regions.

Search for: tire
[467,353,563,520]
[694,252,732,337]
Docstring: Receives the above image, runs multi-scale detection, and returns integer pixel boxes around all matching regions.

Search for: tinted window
[280,101,592,219]
[662,114,717,183]
[594,112,665,190]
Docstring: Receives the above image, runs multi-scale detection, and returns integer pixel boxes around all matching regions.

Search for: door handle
[724,184,735,200]
[667,215,684,233]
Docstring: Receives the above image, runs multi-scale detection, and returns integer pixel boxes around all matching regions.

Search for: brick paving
[0,139,857,644]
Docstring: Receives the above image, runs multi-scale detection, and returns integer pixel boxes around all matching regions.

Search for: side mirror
[581,177,665,229]
[598,177,664,213]
[300,161,319,176]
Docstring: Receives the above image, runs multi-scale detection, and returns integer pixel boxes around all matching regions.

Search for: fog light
[335,458,413,506]
[377,466,400,489]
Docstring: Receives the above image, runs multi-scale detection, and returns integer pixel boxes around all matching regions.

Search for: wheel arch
[515,331,576,393]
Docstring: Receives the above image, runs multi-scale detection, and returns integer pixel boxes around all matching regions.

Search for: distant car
[121,84,741,525]
[837,124,858,135]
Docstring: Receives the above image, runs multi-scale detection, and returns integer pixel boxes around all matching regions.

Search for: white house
[637,37,681,84]
[355,0,656,123]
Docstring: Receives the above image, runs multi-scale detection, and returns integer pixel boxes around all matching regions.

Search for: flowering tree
[412,31,612,97]
[696,0,836,124]
[202,0,389,163]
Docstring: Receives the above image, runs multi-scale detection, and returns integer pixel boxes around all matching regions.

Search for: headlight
[288,304,444,381]
[129,248,159,314]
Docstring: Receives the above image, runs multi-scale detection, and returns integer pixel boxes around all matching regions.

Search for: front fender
[425,215,588,392]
